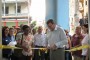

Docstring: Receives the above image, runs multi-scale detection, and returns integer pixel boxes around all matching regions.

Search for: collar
[48,25,58,31]
[38,32,43,35]
[54,25,58,30]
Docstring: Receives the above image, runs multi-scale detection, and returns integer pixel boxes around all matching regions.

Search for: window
[85,1,87,6]
[5,6,9,14]
[17,6,21,13]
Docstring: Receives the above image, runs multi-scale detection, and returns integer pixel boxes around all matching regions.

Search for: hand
[40,48,47,51]
[8,41,17,46]
[50,44,57,50]
[46,46,50,49]
[22,46,29,52]
[17,40,21,44]
[22,42,28,51]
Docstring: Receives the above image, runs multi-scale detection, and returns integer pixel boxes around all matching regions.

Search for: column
[4,0,5,16]
[28,0,31,25]
[74,0,79,27]
[88,0,90,59]
[45,0,57,23]
[16,0,17,16]
[0,0,2,59]
[15,19,18,28]
[57,0,69,29]
[16,0,18,27]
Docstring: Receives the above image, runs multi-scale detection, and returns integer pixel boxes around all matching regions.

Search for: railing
[17,0,28,2]
[2,0,28,3]
[2,13,28,16]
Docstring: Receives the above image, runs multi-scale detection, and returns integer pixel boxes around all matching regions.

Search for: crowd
[2,19,89,60]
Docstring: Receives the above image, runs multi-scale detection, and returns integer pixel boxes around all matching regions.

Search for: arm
[16,33,29,51]
[45,33,49,48]
[33,34,36,46]
[68,37,71,49]
[86,49,89,60]
[15,33,22,44]
[31,35,34,55]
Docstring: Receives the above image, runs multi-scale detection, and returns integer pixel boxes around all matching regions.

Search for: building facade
[69,0,79,35]
[2,0,31,27]
[69,0,88,35]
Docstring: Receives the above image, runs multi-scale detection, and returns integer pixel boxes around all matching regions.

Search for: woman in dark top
[2,26,12,60]
[71,26,84,60]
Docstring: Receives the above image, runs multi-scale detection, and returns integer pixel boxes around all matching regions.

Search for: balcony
[17,0,28,2]
[2,13,28,16]
[2,13,28,18]
[2,0,28,3]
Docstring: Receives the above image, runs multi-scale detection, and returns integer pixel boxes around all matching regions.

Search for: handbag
[13,34,23,57]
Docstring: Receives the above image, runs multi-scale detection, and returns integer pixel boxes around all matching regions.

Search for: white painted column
[4,0,5,16]
[88,0,90,59]
[45,0,57,23]
[28,0,31,25]
[0,0,2,59]
[16,0,17,16]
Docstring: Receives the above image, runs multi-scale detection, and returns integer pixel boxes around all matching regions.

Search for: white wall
[8,4,15,14]
[21,3,28,14]
[69,0,76,35]
[69,0,80,35]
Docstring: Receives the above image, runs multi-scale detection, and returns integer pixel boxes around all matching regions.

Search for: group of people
[64,22,89,60]
[71,24,89,60]
[2,19,89,60]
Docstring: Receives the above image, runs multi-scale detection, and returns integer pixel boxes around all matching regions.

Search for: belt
[35,45,44,48]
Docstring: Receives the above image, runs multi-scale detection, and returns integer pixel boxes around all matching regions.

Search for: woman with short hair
[16,25,33,60]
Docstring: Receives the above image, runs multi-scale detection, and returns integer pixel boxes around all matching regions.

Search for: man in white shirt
[46,19,68,60]
[33,26,46,60]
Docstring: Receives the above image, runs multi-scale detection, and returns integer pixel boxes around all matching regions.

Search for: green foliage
[30,21,37,29]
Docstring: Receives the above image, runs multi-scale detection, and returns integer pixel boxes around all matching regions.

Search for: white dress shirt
[81,34,89,56]
[34,33,46,47]
[8,36,16,46]
[46,25,68,48]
